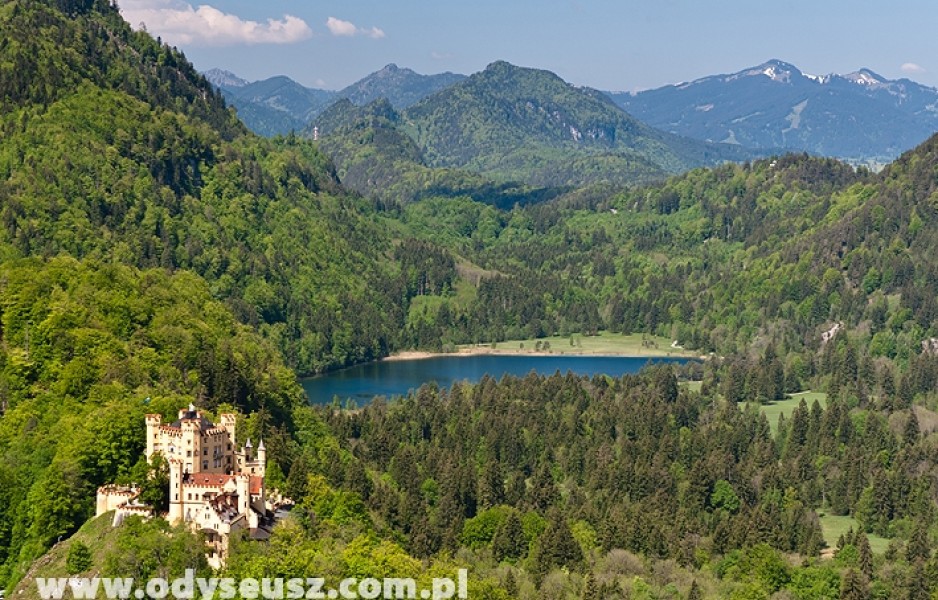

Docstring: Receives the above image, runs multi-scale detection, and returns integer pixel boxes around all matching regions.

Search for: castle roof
[169,412,217,433]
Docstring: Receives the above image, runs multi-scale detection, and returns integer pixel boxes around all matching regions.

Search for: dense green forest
[4,0,938,598]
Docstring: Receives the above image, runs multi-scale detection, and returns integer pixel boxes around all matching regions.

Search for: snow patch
[784,99,809,131]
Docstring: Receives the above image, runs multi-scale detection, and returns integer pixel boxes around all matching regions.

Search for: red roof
[250,476,263,495]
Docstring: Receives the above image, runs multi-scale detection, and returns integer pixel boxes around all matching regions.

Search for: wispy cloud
[120,0,312,47]
[326,16,385,39]
[430,51,454,61]
[901,62,926,75]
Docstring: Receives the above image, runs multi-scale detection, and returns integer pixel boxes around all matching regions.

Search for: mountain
[608,59,938,162]
[315,61,759,191]
[206,65,466,137]
[313,98,566,209]
[218,76,337,136]
[336,63,466,109]
[203,68,249,90]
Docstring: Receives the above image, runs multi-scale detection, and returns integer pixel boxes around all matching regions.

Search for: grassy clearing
[461,331,698,358]
[818,513,890,555]
[739,390,828,434]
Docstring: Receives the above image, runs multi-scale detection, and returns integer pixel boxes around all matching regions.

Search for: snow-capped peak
[843,69,887,87]
[739,60,802,83]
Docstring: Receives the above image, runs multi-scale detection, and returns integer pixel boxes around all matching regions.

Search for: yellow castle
[96,405,284,568]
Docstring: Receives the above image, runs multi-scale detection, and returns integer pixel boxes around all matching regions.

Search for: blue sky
[119,0,937,91]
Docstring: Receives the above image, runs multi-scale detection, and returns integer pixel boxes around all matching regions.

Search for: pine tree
[492,510,527,562]
[857,531,874,581]
[840,569,868,600]
[904,410,920,445]
[688,579,703,600]
[532,510,583,574]
[478,458,505,510]
[581,573,599,600]
[528,462,559,512]
[503,570,518,597]
[906,522,931,563]
[905,560,928,600]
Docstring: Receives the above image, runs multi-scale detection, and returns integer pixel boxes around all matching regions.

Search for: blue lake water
[301,354,691,405]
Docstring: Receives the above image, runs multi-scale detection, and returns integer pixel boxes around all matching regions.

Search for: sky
[118,0,938,92]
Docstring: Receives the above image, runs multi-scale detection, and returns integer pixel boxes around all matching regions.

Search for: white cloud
[120,0,312,47]
[901,62,926,75]
[326,16,385,39]
[430,51,454,61]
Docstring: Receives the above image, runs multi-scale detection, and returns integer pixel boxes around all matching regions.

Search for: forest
[3,0,938,598]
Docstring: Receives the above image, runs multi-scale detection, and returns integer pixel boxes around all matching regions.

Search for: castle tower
[219,414,236,446]
[167,459,186,525]
[256,439,266,478]
[145,414,162,461]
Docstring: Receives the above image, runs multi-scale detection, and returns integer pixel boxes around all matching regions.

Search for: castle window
[186,450,192,457]
[203,461,208,470]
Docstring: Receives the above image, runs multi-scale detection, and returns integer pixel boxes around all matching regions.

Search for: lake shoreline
[383,345,698,362]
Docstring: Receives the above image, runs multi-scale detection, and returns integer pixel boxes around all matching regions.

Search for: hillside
[399,61,757,187]
[609,59,938,162]
[312,99,567,208]
[0,0,428,376]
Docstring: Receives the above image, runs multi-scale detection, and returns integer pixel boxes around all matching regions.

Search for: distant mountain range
[208,59,938,163]
[607,59,938,162]
[204,65,465,137]
[312,61,757,195]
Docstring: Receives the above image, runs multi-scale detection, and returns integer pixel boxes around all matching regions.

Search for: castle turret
[167,459,186,525]
[256,439,267,478]
[145,414,162,461]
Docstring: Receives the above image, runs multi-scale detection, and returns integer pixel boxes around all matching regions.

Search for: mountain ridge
[314,60,760,191]
[207,64,466,137]
[608,58,938,161]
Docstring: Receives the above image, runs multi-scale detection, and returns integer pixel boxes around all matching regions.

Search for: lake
[301,353,691,405]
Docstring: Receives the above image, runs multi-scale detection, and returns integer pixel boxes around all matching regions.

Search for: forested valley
[3,1,938,599]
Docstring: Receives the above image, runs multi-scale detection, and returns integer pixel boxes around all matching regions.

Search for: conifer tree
[840,569,868,600]
[532,510,583,574]
[688,580,703,600]
[492,510,527,562]
[857,531,874,581]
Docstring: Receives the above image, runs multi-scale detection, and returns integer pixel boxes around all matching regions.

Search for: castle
[96,405,284,568]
